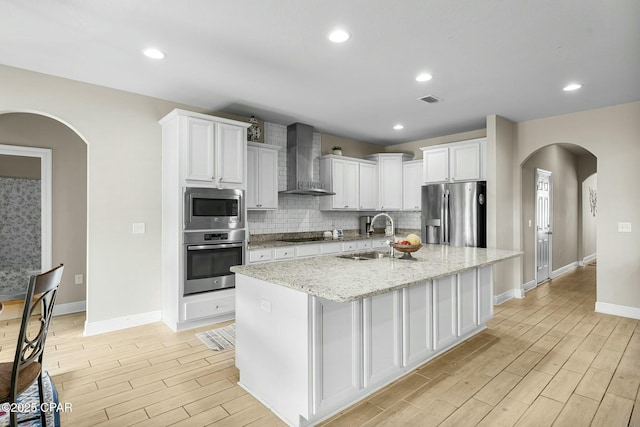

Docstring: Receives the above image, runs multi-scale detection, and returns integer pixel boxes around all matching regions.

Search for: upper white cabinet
[421,138,486,184]
[365,153,412,211]
[402,160,423,211]
[320,156,366,210]
[358,162,378,210]
[247,142,280,210]
[161,109,250,189]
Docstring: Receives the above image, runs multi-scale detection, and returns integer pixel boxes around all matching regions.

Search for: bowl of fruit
[390,234,422,260]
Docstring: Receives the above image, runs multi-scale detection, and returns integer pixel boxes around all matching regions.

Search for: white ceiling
[1,0,639,145]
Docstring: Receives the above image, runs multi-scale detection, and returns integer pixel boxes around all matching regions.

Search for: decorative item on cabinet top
[332,146,343,156]
[247,115,262,142]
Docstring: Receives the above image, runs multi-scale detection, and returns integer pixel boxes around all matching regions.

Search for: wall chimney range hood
[279,123,335,196]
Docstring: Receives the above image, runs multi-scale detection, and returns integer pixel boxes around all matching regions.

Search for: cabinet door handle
[345,205,349,208]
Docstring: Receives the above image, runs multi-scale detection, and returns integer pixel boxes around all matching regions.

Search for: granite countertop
[232,245,522,302]
[247,234,390,250]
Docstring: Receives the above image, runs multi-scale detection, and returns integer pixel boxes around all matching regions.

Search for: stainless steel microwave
[184,187,244,230]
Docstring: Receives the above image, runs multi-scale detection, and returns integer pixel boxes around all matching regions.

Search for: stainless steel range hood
[279,123,335,196]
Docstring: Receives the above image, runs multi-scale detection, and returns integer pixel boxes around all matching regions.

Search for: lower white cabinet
[433,276,458,350]
[236,264,495,427]
[312,298,362,415]
[457,269,479,336]
[478,266,493,324]
[402,282,434,368]
[363,291,402,387]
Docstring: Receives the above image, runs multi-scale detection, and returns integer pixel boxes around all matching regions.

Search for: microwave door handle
[187,243,244,250]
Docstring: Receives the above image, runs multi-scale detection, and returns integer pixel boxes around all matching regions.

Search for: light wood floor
[1,264,639,426]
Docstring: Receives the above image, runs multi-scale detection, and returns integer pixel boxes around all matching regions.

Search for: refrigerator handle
[443,191,449,244]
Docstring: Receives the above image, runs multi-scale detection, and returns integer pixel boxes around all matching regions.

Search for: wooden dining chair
[0,264,64,427]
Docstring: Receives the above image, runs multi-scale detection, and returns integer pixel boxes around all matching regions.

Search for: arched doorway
[0,111,88,316]
[520,143,597,292]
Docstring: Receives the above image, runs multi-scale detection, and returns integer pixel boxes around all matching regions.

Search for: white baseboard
[523,280,537,292]
[550,261,579,279]
[494,290,514,305]
[84,310,162,336]
[595,302,640,320]
[514,288,525,299]
[53,300,86,316]
[579,253,596,266]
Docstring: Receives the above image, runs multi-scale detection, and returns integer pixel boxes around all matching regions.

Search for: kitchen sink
[337,251,390,261]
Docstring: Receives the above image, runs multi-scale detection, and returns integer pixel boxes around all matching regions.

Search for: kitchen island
[231,245,521,427]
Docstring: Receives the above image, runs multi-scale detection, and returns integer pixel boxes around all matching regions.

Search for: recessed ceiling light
[563,83,582,91]
[393,124,404,130]
[416,73,433,82]
[142,48,166,59]
[328,30,350,43]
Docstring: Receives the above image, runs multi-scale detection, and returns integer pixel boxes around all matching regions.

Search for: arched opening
[0,112,88,318]
[520,143,597,295]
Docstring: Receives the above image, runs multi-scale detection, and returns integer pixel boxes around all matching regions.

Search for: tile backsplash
[247,122,421,235]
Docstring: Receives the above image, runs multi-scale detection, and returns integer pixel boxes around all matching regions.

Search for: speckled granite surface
[247,229,419,250]
[232,245,522,302]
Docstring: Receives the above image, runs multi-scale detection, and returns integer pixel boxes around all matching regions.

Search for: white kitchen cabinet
[295,244,320,258]
[248,248,273,263]
[457,269,479,336]
[274,246,294,260]
[402,281,434,368]
[402,160,423,211]
[159,109,250,332]
[235,263,496,426]
[422,147,449,183]
[421,138,486,184]
[247,142,279,210]
[450,141,482,182]
[312,297,362,415]
[319,156,360,210]
[181,114,248,188]
[478,266,493,324]
[358,161,378,210]
[433,275,457,350]
[363,291,402,387]
[365,153,412,211]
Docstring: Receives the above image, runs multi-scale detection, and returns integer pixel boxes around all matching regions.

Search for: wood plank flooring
[1,263,639,426]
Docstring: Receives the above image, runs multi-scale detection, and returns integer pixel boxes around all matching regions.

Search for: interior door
[536,169,552,283]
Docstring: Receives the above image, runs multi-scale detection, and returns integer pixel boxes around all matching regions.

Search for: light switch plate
[75,274,83,284]
[618,222,632,233]
[132,223,146,234]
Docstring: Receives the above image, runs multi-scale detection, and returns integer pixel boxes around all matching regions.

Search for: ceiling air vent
[419,95,443,104]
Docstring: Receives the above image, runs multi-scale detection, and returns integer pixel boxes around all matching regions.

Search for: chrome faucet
[369,213,395,258]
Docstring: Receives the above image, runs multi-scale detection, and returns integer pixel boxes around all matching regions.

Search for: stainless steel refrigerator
[421,181,486,248]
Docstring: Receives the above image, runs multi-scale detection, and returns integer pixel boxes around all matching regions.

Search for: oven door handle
[187,243,244,250]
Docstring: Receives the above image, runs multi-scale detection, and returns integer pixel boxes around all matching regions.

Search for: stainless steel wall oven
[183,229,245,296]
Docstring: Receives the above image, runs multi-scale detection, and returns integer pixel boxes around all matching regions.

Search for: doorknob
[547,231,553,235]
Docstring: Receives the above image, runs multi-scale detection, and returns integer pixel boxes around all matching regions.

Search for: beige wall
[0,64,201,324]
[514,101,640,309]
[321,134,381,157]
[0,154,40,178]
[0,113,87,306]
[487,115,519,296]
[521,144,579,283]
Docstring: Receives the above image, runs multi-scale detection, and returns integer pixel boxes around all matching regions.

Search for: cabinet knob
[260,254,264,258]
[284,252,288,255]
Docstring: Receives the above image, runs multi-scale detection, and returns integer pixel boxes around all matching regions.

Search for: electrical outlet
[618,222,632,233]
[75,274,83,284]
[260,299,272,313]
[528,219,532,228]
[132,222,146,234]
